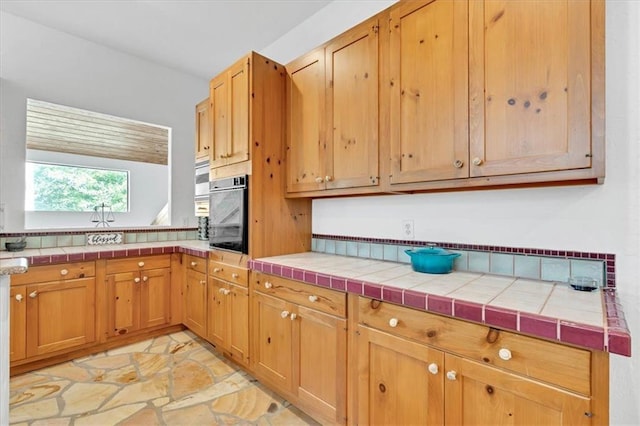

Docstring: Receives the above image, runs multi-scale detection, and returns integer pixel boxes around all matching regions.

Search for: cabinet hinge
[355,330,361,336]
[585,153,593,158]
[372,24,379,34]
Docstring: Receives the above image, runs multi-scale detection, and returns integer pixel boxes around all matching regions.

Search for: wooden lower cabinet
[9,285,27,362]
[208,278,249,366]
[183,268,208,338]
[105,255,171,337]
[251,273,347,424]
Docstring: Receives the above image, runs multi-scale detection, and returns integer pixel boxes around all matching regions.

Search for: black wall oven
[208,175,248,254]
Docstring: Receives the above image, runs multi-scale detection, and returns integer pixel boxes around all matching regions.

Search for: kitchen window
[25,162,129,212]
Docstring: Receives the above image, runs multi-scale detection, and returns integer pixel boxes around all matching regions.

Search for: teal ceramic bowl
[405,247,461,274]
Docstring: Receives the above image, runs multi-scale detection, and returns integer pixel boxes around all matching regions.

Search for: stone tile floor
[9,331,319,425]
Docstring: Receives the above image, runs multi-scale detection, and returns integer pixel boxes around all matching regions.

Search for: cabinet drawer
[105,255,171,274]
[358,297,591,395]
[209,261,248,287]
[252,272,346,318]
[11,261,95,285]
[185,255,207,274]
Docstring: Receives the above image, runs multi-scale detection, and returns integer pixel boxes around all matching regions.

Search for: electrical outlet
[402,219,414,239]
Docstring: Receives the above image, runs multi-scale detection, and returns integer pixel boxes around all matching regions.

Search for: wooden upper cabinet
[286,18,380,195]
[286,49,326,193]
[195,98,211,162]
[325,17,379,190]
[469,0,593,177]
[389,0,469,184]
[210,55,250,169]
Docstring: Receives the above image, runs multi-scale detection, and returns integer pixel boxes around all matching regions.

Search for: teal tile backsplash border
[312,234,613,288]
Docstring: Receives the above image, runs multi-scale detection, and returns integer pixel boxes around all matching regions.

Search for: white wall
[0,11,208,232]
[262,1,640,424]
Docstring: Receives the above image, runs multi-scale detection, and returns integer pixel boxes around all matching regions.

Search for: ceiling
[0,0,334,80]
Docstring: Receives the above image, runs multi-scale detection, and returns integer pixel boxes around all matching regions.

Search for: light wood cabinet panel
[183,268,207,338]
[357,325,444,425]
[195,97,211,161]
[286,49,326,193]
[207,278,249,366]
[26,278,96,357]
[325,17,379,190]
[445,354,592,425]
[252,291,293,390]
[140,267,171,329]
[468,0,593,177]
[389,0,469,184]
[295,305,347,424]
[10,285,27,362]
[207,279,226,347]
[209,55,250,169]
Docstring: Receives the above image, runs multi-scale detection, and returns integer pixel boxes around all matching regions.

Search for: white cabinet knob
[264,281,273,289]
[308,295,318,303]
[428,363,439,375]
[138,261,145,267]
[446,370,457,381]
[213,267,222,273]
[199,280,206,285]
[281,310,290,319]
[15,294,23,302]
[142,276,148,282]
[325,175,333,182]
[29,291,38,299]
[290,313,298,320]
[134,277,141,283]
[224,288,231,295]
[498,348,512,361]
[389,318,399,328]
[191,261,197,267]
[232,273,239,279]
[315,177,324,183]
[219,287,225,294]
[472,157,483,166]
[60,269,69,276]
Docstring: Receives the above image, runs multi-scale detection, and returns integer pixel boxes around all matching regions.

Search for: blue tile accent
[383,244,398,262]
[346,241,358,257]
[325,239,336,254]
[72,235,86,246]
[570,259,605,287]
[514,255,541,279]
[468,251,490,273]
[25,236,41,249]
[147,233,159,242]
[335,240,347,256]
[541,258,571,282]
[157,232,168,242]
[490,253,514,275]
[311,238,318,251]
[136,233,148,243]
[452,250,469,271]
[358,242,371,258]
[41,236,57,248]
[316,238,326,253]
[167,232,177,241]
[397,246,413,264]
[370,243,384,260]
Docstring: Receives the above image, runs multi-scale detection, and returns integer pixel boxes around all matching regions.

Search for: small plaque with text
[86,233,124,246]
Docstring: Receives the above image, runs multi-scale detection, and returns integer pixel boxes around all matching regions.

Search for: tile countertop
[1,244,630,356]
[250,252,632,357]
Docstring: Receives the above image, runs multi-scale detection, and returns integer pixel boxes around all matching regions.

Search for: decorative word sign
[86,232,124,246]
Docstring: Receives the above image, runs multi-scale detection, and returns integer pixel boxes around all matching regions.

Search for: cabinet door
[195,97,211,161]
[357,325,444,426]
[207,278,227,348]
[26,278,96,357]
[389,0,469,184]
[445,354,592,425]
[140,268,170,329]
[184,269,207,338]
[325,17,379,190]
[10,285,27,362]
[286,49,327,193]
[226,57,250,165]
[227,282,249,365]
[469,0,592,177]
[294,305,347,424]
[210,73,229,169]
[252,291,293,392]
[107,272,140,336]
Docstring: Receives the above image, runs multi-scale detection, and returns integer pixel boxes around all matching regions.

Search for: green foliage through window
[26,162,128,212]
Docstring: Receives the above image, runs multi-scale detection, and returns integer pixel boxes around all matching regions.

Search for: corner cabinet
[251,272,347,425]
[351,295,608,425]
[210,55,250,169]
[286,16,380,195]
[104,255,171,338]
